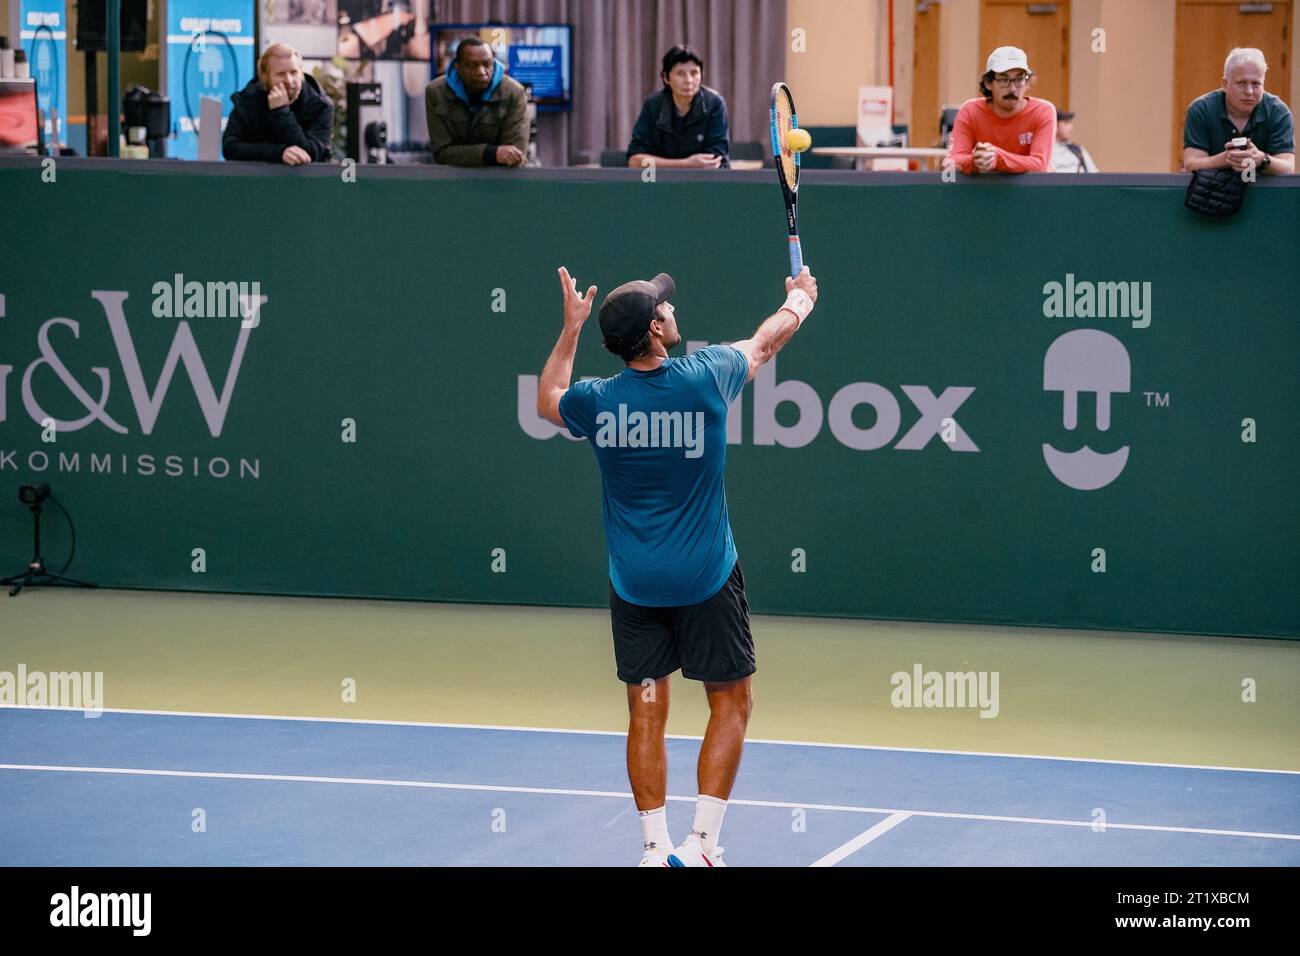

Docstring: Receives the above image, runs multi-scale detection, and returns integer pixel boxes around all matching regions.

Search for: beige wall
[786,0,886,126]
[1070,0,1103,162]
[785,0,1299,173]
[1084,0,1177,172]
[939,0,981,111]
[1294,2,1300,114]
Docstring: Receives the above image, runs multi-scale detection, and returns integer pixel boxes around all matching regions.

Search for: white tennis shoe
[667,834,727,867]
[638,842,673,867]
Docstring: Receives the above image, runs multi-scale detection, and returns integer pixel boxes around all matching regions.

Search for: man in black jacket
[223,43,333,165]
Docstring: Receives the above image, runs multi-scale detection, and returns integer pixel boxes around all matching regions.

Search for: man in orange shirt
[945,46,1056,174]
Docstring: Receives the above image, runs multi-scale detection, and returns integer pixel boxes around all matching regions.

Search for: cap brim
[651,273,675,304]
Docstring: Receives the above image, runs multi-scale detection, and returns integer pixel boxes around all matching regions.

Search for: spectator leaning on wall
[425,37,530,168]
[627,45,730,169]
[1052,109,1098,173]
[1183,47,1295,176]
[223,43,333,165]
[944,46,1055,175]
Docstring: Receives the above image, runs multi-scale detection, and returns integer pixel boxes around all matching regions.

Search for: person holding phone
[1182,47,1295,175]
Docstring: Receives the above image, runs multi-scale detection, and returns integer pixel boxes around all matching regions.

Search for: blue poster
[507,45,563,101]
[165,0,255,159]
[19,0,67,145]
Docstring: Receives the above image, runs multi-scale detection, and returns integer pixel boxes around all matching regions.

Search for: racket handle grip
[788,236,803,279]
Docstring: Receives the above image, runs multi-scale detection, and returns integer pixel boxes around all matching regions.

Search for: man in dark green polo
[1183,47,1294,176]
[425,37,530,168]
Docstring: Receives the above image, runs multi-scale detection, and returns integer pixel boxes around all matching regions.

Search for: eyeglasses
[992,74,1032,88]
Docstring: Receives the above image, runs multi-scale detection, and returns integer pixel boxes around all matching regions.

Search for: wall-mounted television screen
[0,79,40,150]
[432,24,573,112]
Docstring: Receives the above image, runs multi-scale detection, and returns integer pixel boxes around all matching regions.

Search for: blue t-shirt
[559,345,749,607]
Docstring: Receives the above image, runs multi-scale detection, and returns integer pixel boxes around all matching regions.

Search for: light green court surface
[2,589,1297,771]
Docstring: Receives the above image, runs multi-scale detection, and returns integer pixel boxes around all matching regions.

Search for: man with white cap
[945,46,1056,175]
[536,263,818,867]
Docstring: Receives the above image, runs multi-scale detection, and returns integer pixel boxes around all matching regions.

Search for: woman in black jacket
[627,46,730,169]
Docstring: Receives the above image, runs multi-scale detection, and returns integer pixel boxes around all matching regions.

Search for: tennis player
[537,263,818,866]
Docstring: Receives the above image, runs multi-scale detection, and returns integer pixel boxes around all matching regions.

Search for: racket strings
[774,93,798,189]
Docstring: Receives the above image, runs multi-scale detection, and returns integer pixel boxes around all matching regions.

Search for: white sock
[691,794,728,852]
[638,806,672,855]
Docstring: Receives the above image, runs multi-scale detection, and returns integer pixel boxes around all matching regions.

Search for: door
[979,0,1070,110]
[913,0,943,146]
[1173,0,1293,168]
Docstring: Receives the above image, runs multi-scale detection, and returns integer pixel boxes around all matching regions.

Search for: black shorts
[608,561,755,684]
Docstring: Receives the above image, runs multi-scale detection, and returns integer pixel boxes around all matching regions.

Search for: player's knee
[627,678,670,720]
[738,685,754,722]
[629,703,669,732]
[709,680,753,722]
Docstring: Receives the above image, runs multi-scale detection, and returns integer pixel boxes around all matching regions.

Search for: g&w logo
[0,290,255,437]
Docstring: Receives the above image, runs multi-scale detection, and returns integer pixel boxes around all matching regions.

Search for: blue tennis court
[2,707,1297,867]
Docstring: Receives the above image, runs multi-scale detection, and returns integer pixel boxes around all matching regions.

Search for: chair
[939,108,960,149]
[600,149,628,168]
[730,141,764,162]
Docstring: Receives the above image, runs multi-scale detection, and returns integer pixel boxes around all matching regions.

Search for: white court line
[3,705,1297,776]
[3,763,1299,843]
[811,812,912,867]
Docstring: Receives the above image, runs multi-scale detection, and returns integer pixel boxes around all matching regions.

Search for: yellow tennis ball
[787,128,813,153]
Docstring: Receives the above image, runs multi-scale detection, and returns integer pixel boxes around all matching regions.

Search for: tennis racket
[769,82,803,279]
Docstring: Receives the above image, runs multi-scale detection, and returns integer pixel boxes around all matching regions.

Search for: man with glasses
[944,46,1055,175]
[1183,48,1294,176]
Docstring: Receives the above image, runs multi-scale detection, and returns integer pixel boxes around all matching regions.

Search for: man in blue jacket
[627,45,730,169]
[425,37,530,167]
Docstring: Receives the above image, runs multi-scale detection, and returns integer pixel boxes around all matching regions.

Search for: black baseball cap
[1057,109,1075,120]
[598,273,675,342]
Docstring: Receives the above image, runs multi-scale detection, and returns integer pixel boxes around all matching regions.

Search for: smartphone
[1230,136,1249,150]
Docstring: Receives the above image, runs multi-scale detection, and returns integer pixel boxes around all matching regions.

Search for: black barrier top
[2,154,1299,188]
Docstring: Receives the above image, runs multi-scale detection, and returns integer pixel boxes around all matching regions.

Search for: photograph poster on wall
[337,0,431,61]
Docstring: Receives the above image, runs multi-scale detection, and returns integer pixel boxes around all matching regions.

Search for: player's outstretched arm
[537,266,598,427]
[732,267,818,382]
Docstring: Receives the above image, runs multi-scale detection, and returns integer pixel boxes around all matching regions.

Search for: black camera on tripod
[2,483,96,596]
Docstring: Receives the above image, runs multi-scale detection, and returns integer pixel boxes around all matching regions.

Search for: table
[811,146,949,170]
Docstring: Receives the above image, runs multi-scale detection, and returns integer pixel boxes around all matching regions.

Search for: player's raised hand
[785,265,818,304]
[557,266,598,328]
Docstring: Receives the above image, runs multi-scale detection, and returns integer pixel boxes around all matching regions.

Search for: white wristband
[779,288,814,327]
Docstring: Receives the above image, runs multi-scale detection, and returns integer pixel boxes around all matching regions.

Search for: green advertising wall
[0,161,1296,638]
